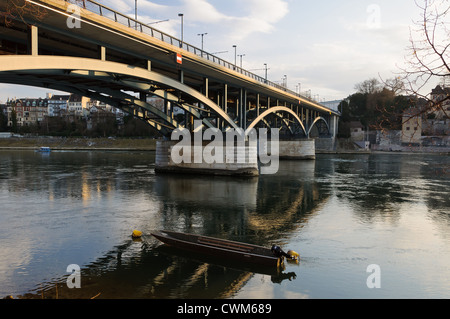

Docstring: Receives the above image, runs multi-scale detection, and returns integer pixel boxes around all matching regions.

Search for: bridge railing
[70,0,324,108]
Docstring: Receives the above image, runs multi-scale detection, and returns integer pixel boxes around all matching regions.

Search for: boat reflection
[19,236,296,299]
[155,244,297,285]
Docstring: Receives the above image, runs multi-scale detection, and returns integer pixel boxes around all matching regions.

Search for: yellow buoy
[132,230,143,238]
[287,250,300,260]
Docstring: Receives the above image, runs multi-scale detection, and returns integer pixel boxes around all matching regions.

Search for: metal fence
[69,0,319,105]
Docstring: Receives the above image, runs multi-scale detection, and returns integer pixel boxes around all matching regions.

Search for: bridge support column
[27,25,38,56]
[155,140,259,176]
[221,84,228,130]
[314,114,339,152]
[256,94,260,117]
[268,139,315,160]
[98,45,106,61]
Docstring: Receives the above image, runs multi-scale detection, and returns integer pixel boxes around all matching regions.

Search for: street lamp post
[135,0,138,29]
[178,13,184,47]
[198,33,207,50]
[233,45,237,67]
[238,54,245,68]
[264,63,268,82]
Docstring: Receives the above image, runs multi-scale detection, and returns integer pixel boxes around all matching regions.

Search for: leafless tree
[389,0,450,120]
[1,0,89,27]
[355,78,382,95]
[0,0,48,27]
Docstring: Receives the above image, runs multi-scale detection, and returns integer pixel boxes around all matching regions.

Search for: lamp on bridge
[147,19,170,26]
[264,63,268,82]
[135,0,138,29]
[178,13,184,46]
[238,54,246,68]
[198,33,208,50]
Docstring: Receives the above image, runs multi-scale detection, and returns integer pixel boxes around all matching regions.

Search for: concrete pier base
[155,140,259,176]
[269,139,316,160]
[315,137,336,152]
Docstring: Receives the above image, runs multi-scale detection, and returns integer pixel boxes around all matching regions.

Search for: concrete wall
[314,138,335,152]
[268,139,315,160]
[155,140,259,176]
[371,130,450,152]
[0,132,13,138]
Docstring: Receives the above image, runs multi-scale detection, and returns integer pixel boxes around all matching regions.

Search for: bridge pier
[156,138,315,177]
[269,139,316,160]
[315,137,336,152]
[155,140,259,176]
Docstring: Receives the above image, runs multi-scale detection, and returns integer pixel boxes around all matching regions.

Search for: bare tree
[355,78,382,95]
[0,0,47,27]
[387,0,449,120]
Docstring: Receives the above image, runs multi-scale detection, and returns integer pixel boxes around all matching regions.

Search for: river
[0,150,448,299]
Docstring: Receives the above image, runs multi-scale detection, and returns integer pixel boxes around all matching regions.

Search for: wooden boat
[151,230,284,267]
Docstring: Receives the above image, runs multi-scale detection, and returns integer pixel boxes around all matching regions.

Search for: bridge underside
[0,56,332,139]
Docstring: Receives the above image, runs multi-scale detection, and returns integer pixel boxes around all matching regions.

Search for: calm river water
[0,150,448,299]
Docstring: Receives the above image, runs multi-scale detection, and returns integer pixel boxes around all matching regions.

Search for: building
[7,98,48,127]
[0,102,6,115]
[47,94,70,117]
[87,99,112,112]
[430,85,450,120]
[67,94,89,116]
[402,107,422,145]
[349,121,365,141]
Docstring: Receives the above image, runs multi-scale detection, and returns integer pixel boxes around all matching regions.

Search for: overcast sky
[0,0,436,104]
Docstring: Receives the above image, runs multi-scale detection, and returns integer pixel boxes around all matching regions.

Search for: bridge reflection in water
[20,159,329,299]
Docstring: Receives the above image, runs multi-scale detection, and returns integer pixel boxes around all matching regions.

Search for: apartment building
[7,98,48,127]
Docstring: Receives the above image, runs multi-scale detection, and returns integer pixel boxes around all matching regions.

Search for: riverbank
[317,138,450,155]
[0,137,157,151]
[1,136,448,155]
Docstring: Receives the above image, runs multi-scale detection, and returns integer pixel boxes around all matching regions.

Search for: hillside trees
[338,78,413,137]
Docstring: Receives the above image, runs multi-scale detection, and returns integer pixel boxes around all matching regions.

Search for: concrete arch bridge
[0,0,340,175]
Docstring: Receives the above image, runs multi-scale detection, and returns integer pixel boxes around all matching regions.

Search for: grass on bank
[0,137,157,150]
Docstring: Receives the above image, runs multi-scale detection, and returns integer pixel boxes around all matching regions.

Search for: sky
[0,0,438,104]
